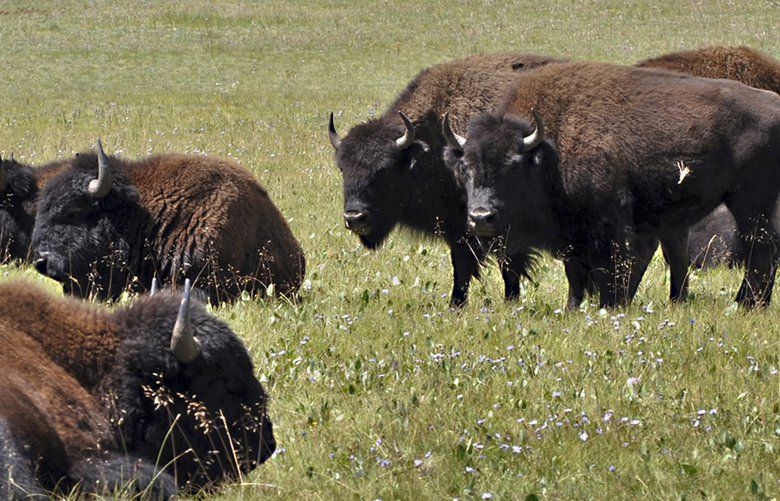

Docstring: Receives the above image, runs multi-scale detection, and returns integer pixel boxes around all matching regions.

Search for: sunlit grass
[0,0,778,499]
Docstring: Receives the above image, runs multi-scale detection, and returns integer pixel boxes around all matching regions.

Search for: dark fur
[333,52,564,305]
[638,46,780,269]
[31,152,305,303]
[0,159,67,263]
[0,280,275,497]
[445,61,780,308]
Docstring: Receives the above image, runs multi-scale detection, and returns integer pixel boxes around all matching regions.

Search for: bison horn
[88,139,113,198]
[0,161,6,192]
[328,113,341,150]
[442,112,467,151]
[396,111,415,149]
[150,277,159,296]
[522,108,545,151]
[170,279,201,363]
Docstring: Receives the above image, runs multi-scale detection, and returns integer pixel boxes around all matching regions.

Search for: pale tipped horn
[149,277,159,296]
[0,161,6,192]
[522,108,545,151]
[170,279,201,363]
[328,113,341,150]
[442,112,467,150]
[88,139,113,198]
[395,111,415,148]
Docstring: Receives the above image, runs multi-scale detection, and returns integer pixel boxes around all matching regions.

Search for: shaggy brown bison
[0,279,275,498]
[0,158,68,263]
[443,61,780,308]
[639,46,780,269]
[30,141,305,303]
[328,52,564,306]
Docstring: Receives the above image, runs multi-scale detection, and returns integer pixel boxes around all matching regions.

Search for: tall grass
[0,1,777,498]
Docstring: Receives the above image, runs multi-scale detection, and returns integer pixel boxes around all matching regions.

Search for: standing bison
[329,52,563,306]
[638,46,780,269]
[443,61,780,308]
[0,158,68,263]
[31,141,305,303]
[0,279,275,498]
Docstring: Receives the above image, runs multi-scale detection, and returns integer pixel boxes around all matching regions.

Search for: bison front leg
[449,239,483,307]
[500,249,535,300]
[70,454,177,499]
[659,229,690,302]
[564,259,591,310]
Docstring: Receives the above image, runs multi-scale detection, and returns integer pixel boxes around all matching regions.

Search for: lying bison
[0,157,68,263]
[0,279,275,498]
[329,52,564,306]
[444,61,780,308]
[638,46,780,269]
[31,141,305,303]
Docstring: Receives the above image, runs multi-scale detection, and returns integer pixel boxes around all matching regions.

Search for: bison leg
[564,259,590,310]
[659,229,690,302]
[500,250,536,300]
[0,421,46,499]
[449,239,483,307]
[728,198,779,307]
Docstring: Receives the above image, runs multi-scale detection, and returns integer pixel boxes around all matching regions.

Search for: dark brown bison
[328,52,564,306]
[443,61,780,308]
[0,279,275,498]
[30,141,305,303]
[638,46,780,269]
[0,158,68,263]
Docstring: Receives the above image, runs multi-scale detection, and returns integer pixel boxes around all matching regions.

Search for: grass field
[0,0,778,498]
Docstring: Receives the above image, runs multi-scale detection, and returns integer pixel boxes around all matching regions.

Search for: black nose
[33,252,49,275]
[468,208,497,224]
[343,210,371,235]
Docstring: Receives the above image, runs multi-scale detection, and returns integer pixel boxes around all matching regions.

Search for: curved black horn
[522,108,545,151]
[328,113,341,150]
[88,139,113,198]
[396,111,415,148]
[442,112,467,150]
[170,279,201,363]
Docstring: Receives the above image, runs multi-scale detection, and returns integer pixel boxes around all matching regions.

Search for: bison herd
[0,45,778,497]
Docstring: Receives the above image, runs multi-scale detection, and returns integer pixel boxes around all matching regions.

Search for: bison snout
[343,210,371,235]
[468,208,500,237]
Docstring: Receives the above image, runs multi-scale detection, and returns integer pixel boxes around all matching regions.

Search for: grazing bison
[31,141,305,303]
[443,61,780,308]
[0,158,68,263]
[328,52,564,306]
[638,46,780,269]
[0,279,275,498]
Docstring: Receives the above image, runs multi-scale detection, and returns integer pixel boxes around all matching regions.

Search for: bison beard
[445,61,780,308]
[0,280,275,497]
[329,52,564,306]
[30,145,305,303]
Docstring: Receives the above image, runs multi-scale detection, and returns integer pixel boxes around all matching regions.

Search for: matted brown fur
[638,46,780,93]
[125,153,305,298]
[391,52,565,132]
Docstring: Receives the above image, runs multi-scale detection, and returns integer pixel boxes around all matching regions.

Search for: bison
[30,141,305,303]
[443,61,780,308]
[0,279,275,498]
[638,46,780,269]
[0,157,68,263]
[328,52,564,306]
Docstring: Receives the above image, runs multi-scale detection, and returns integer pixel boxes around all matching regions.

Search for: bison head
[30,141,142,300]
[328,112,429,249]
[0,158,37,263]
[442,111,556,252]
[108,280,275,491]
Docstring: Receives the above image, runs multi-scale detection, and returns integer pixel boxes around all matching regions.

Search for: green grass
[1,0,778,499]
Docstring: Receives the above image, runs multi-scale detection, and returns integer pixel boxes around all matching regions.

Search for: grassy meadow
[0,0,778,498]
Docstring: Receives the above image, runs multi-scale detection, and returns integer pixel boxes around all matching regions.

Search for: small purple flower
[414,459,423,467]
[609,465,616,472]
